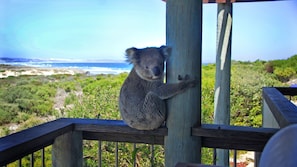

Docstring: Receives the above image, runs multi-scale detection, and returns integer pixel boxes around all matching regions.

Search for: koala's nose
[152,67,161,76]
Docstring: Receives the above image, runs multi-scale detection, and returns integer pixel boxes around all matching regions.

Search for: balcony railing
[1,87,297,167]
[262,87,297,128]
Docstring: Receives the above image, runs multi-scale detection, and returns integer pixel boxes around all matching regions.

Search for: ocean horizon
[0,57,210,75]
[4,62,133,75]
[0,57,133,75]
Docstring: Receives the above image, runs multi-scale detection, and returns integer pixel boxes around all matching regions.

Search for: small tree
[264,62,274,73]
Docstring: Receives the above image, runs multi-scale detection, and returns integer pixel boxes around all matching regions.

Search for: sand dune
[0,64,85,78]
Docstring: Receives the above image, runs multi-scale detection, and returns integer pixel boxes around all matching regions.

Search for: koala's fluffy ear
[159,45,172,60]
[125,47,139,64]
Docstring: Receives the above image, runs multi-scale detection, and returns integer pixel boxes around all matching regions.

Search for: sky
[0,0,297,63]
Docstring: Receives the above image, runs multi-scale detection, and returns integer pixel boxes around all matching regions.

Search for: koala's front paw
[178,75,197,88]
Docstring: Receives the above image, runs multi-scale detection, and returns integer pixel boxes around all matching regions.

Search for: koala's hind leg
[141,92,166,130]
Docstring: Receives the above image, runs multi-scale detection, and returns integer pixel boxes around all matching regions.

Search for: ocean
[31,62,133,75]
[1,58,210,75]
[2,60,133,75]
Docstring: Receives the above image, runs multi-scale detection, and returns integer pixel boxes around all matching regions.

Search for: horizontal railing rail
[274,87,297,96]
[74,118,167,145]
[192,124,277,151]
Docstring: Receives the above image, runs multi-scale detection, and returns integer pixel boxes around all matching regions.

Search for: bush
[67,74,124,119]
[274,67,295,82]
[230,62,282,127]
[264,62,274,73]
[0,103,19,125]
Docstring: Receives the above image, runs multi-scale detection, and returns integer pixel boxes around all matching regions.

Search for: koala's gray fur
[119,46,196,130]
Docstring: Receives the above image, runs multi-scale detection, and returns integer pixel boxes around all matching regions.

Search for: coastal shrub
[274,67,295,82]
[287,55,297,71]
[0,110,12,125]
[35,87,56,100]
[0,75,58,126]
[16,99,33,112]
[67,74,124,119]
[0,103,19,125]
[201,64,215,123]
[32,100,54,116]
[230,62,283,127]
[1,87,31,103]
[264,62,274,73]
[270,54,297,74]
[64,93,77,106]
[15,112,31,124]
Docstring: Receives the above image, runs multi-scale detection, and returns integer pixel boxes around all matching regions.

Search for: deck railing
[1,87,297,167]
[262,87,297,128]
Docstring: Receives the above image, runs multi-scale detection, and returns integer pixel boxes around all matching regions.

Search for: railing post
[256,88,281,167]
[52,131,83,167]
[165,0,202,166]
[262,97,279,129]
[214,1,232,166]
[255,98,279,167]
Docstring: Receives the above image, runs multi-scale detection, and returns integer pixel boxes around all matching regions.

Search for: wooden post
[262,99,279,129]
[165,0,202,166]
[256,94,280,167]
[214,1,232,166]
[52,131,83,167]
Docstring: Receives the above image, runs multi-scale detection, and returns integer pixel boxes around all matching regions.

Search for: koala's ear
[125,47,139,64]
[159,45,172,60]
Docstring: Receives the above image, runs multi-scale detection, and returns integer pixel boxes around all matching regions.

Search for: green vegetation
[266,54,297,82]
[201,60,284,127]
[1,54,297,166]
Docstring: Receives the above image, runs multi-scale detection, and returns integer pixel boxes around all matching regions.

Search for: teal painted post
[214,1,233,166]
[165,0,202,166]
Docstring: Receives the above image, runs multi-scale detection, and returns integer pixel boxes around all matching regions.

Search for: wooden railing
[262,87,297,128]
[0,120,276,166]
[0,119,166,166]
[1,87,297,166]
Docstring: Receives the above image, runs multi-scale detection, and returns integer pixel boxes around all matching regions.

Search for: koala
[119,46,196,130]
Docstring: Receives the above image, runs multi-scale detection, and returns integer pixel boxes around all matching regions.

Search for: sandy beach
[0,64,85,78]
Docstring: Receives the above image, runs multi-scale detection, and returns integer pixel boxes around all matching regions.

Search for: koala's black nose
[152,67,161,76]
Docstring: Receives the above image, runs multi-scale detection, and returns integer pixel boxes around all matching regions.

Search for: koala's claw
[178,75,183,80]
[177,74,191,81]
[177,74,198,88]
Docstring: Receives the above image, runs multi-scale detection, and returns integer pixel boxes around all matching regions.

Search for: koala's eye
[145,66,149,69]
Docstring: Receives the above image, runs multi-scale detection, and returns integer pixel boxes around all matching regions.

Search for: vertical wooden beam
[257,93,280,167]
[214,1,232,166]
[52,131,83,167]
[165,0,202,166]
[262,99,279,129]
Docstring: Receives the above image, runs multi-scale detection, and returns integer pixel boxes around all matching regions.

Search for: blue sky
[0,0,297,63]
